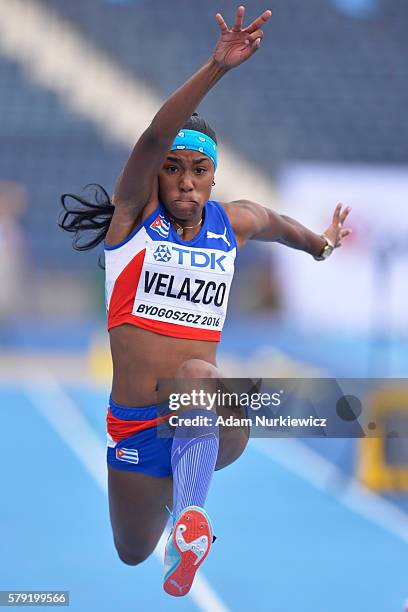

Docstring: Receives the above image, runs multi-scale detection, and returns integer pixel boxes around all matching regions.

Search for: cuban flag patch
[116,447,139,465]
[150,214,170,238]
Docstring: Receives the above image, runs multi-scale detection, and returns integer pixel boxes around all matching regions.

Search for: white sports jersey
[105,200,237,341]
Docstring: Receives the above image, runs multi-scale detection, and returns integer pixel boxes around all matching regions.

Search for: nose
[178,171,194,191]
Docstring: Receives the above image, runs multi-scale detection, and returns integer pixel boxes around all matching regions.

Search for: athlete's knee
[176,358,218,380]
[115,542,154,566]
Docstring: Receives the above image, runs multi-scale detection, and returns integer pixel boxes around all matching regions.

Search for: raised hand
[324,203,352,248]
[213,5,272,70]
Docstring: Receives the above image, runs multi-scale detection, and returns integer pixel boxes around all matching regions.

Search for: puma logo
[170,579,189,594]
[206,228,231,247]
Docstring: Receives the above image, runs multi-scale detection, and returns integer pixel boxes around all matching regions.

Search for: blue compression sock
[171,408,219,524]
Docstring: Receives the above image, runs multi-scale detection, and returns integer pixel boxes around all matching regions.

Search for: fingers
[332,202,342,222]
[340,205,351,224]
[334,227,352,249]
[244,9,272,35]
[245,29,264,44]
[216,5,272,40]
[215,12,229,33]
[333,202,351,225]
[326,203,353,250]
[231,5,245,32]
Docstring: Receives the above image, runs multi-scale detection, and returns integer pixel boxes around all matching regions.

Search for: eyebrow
[165,155,209,165]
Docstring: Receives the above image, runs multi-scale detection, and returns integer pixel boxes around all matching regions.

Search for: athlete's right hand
[212,5,272,70]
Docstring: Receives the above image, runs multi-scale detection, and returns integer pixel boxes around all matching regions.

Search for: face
[158,149,215,222]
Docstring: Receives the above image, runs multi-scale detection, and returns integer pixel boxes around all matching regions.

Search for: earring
[212,180,216,186]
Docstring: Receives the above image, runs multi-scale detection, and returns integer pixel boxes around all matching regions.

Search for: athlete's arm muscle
[106,59,229,246]
[106,6,272,247]
[113,59,229,209]
[225,199,352,257]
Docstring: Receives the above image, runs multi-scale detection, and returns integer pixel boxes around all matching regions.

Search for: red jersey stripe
[107,407,172,443]
[107,248,146,329]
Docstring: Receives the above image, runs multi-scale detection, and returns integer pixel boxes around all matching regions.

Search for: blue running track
[1,383,407,612]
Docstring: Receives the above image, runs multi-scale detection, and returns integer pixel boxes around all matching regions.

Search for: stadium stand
[42,0,408,166]
[1,0,407,272]
[0,54,127,270]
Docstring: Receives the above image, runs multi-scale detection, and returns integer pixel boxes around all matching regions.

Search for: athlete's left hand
[323,203,352,248]
[213,5,272,69]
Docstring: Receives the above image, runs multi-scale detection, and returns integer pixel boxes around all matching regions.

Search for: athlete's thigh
[108,466,173,564]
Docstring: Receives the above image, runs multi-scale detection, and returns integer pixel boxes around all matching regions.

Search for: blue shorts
[106,397,174,477]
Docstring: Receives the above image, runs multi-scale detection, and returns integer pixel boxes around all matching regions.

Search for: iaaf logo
[153,244,227,271]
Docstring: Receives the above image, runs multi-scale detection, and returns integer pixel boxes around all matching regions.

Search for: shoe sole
[163,507,212,597]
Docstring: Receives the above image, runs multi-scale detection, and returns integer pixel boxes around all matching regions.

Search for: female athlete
[60,6,351,597]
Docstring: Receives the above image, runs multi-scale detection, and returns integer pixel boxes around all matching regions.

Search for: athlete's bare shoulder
[220,200,244,221]
[220,200,262,249]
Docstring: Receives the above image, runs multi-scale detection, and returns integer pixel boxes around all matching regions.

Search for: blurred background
[1,1,407,611]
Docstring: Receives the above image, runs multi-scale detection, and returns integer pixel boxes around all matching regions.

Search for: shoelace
[165,505,176,523]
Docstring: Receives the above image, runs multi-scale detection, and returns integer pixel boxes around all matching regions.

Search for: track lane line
[23,370,229,612]
[251,437,408,544]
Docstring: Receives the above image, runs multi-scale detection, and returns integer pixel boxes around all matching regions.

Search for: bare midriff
[109,324,218,407]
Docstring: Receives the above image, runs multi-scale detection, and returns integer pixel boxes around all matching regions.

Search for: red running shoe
[163,506,213,597]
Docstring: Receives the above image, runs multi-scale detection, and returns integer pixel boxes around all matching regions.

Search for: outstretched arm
[225,199,352,258]
[107,6,272,245]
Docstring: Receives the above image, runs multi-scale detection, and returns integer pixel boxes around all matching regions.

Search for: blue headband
[171,129,217,169]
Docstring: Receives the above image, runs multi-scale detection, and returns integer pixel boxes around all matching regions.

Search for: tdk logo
[153,245,172,262]
[153,244,226,271]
